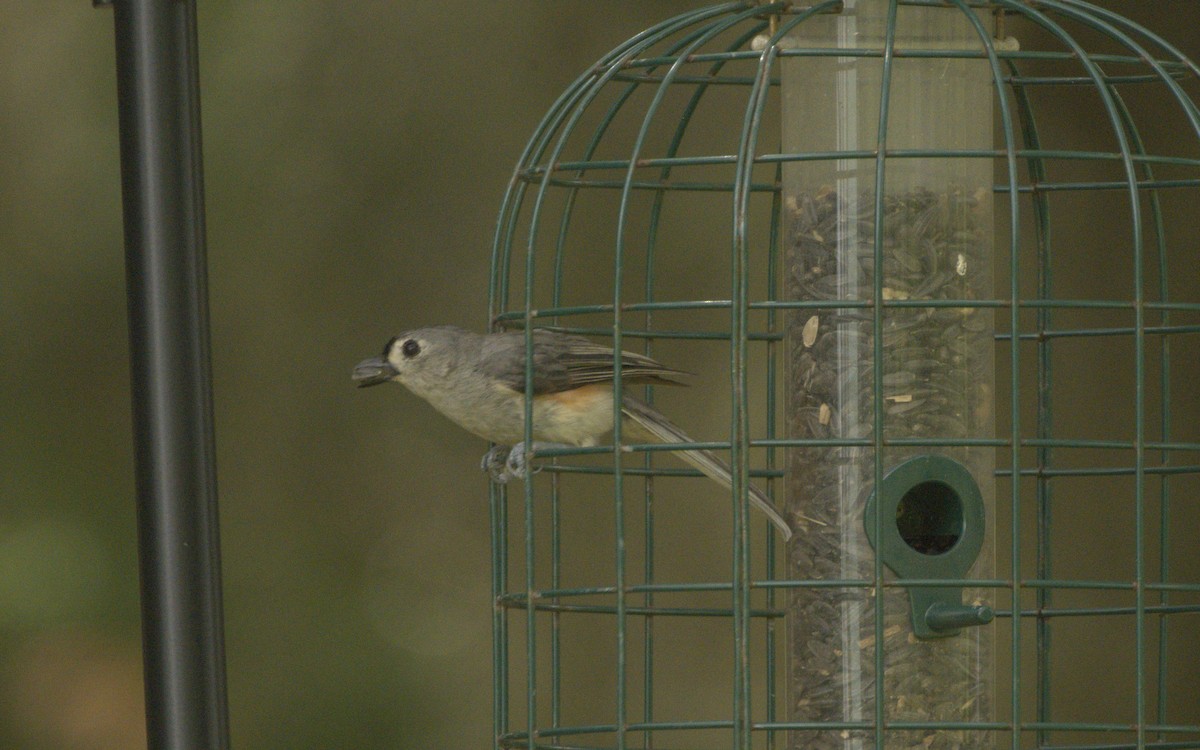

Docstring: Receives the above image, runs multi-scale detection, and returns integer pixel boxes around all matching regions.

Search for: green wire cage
[487,2,1199,749]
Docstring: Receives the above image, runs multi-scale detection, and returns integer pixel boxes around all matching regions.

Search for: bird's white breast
[405,374,615,447]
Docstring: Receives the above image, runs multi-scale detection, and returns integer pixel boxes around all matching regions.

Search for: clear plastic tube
[781,3,995,748]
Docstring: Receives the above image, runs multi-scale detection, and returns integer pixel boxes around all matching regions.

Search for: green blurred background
[1,3,1197,749]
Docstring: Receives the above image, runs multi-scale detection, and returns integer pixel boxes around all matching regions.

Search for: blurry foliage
[1,3,693,747]
[0,2,1197,749]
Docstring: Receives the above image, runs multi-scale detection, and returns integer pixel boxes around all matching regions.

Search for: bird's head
[352,326,465,389]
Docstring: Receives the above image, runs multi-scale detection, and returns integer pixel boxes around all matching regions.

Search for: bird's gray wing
[482,329,689,395]
[556,336,690,388]
[477,330,574,394]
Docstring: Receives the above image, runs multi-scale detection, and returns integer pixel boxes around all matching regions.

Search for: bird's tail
[619,395,798,541]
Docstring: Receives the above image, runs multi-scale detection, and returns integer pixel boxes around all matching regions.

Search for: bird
[352,325,797,540]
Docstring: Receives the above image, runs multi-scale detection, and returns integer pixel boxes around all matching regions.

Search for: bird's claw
[504,442,543,480]
[482,443,557,483]
[481,445,512,482]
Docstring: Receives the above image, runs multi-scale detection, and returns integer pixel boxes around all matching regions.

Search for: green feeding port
[896,480,964,556]
[865,455,991,639]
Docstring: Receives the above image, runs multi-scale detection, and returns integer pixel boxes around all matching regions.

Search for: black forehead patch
[382,336,401,356]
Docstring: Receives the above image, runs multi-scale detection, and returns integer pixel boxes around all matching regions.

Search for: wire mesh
[487,2,1200,749]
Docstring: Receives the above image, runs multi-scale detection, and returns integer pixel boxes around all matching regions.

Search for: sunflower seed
[803,315,820,347]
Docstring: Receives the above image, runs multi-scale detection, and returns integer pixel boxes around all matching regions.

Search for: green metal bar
[499,717,870,740]
[1020,438,1200,451]
[549,57,650,316]
[518,436,1200,457]
[997,465,1200,478]
[495,597,1200,619]
[1038,742,1200,750]
[1152,117,1174,750]
[719,6,845,743]
[539,49,583,730]
[513,4,741,324]
[613,69,1191,86]
[528,36,599,723]
[531,148,1200,174]
[1004,74,1189,85]
[502,716,1058,740]
[528,176,781,193]
[550,474,561,732]
[639,25,771,745]
[1071,6,1184,739]
[764,159,783,750]
[641,346,654,750]
[730,20,778,750]
[495,602,786,618]
[539,466,787,482]
[1001,603,1200,618]
[1026,578,1198,592]
[1148,581,1200,593]
[498,580,836,599]
[624,10,769,749]
[497,576,1200,600]
[880,438,1008,448]
[526,9,748,747]
[492,325,785,342]
[492,296,1200,323]
[871,3,902,746]
[1077,0,1200,85]
[548,9,734,321]
[1012,324,1200,340]
[658,9,789,748]
[625,45,1190,68]
[1008,46,1057,746]
[1025,722,1200,734]
[610,71,768,86]
[996,178,1200,193]
[520,99,547,748]
[540,19,744,748]
[1058,2,1200,135]
[1019,6,1152,747]
[768,720,1010,732]
[530,145,1200,176]
[491,482,509,747]
[487,15,705,747]
[641,439,658,750]
[618,12,766,749]
[524,324,536,750]
[489,4,683,320]
[950,5,1025,750]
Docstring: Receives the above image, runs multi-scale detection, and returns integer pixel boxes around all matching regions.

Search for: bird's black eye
[401,339,421,358]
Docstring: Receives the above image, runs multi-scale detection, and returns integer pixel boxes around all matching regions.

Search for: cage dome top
[490,0,1200,332]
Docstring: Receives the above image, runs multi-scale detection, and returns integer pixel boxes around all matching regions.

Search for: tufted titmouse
[352,326,796,540]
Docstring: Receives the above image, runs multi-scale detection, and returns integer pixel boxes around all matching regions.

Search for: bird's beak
[352,356,399,387]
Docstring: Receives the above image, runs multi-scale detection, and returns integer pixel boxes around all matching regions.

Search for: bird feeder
[488,2,1200,749]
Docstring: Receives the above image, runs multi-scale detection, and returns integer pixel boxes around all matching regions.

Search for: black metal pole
[100,1,231,747]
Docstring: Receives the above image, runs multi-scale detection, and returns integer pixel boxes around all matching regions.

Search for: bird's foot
[502,442,544,481]
[480,443,546,483]
[481,446,512,482]
[484,442,575,483]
